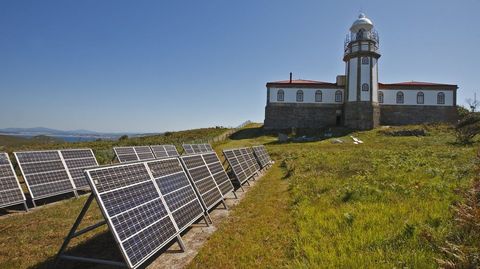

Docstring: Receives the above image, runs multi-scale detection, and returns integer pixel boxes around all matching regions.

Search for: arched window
[315,90,322,102]
[437,92,445,104]
[277,90,284,102]
[378,91,384,103]
[296,90,303,102]
[335,90,343,102]
[396,91,404,104]
[417,91,424,104]
[362,83,369,91]
[362,57,369,65]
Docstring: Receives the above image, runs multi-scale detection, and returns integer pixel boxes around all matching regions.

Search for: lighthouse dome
[350,13,374,32]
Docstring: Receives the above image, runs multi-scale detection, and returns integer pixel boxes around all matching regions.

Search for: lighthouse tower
[343,13,381,130]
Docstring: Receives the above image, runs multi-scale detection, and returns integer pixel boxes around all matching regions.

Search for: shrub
[455,113,480,144]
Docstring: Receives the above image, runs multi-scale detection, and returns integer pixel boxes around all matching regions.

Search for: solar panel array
[60,149,98,189]
[114,146,156,163]
[0,153,26,209]
[14,149,99,202]
[223,147,259,185]
[85,158,205,269]
[15,150,77,200]
[150,145,179,159]
[180,154,224,210]
[182,144,214,155]
[252,145,272,168]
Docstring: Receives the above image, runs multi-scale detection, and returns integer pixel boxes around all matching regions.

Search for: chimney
[289,72,292,83]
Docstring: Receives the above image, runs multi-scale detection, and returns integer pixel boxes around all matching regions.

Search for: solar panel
[180,154,225,210]
[85,158,205,269]
[60,149,98,190]
[114,146,155,163]
[201,152,234,197]
[150,145,179,159]
[223,147,259,187]
[223,149,248,185]
[182,144,214,155]
[0,152,27,210]
[252,145,272,168]
[15,150,77,203]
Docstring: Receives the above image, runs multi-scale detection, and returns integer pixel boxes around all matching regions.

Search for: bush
[455,113,480,144]
[119,135,129,141]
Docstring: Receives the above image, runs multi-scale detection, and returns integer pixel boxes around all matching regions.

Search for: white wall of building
[269,88,344,104]
[372,58,378,103]
[360,59,370,101]
[348,59,357,101]
[379,89,454,106]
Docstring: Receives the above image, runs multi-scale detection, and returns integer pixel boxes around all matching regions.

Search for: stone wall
[380,105,458,125]
[264,103,343,129]
[344,102,380,130]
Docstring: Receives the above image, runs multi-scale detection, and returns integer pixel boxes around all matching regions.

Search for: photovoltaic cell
[85,158,204,269]
[0,153,26,209]
[15,150,76,200]
[182,144,214,155]
[252,145,272,168]
[150,145,179,159]
[60,149,98,189]
[180,154,224,210]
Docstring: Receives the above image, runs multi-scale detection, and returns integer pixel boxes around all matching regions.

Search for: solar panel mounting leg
[176,235,186,252]
[73,190,79,198]
[205,212,213,224]
[54,193,126,268]
[203,214,210,227]
[23,201,29,212]
[232,190,238,199]
[245,180,251,186]
[31,199,37,208]
[222,200,228,210]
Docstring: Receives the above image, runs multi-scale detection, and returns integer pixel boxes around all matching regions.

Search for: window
[315,90,322,102]
[396,91,404,104]
[378,91,384,103]
[277,90,284,102]
[362,57,369,65]
[335,90,343,102]
[417,92,424,104]
[296,90,303,102]
[362,83,369,91]
[437,92,445,104]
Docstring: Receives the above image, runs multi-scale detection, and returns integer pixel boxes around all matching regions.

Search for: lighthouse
[343,13,381,130]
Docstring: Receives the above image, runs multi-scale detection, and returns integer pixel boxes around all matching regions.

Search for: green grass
[0,124,476,268]
[189,125,476,268]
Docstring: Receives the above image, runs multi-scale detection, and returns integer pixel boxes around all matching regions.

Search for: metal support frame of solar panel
[113,146,155,163]
[14,150,79,206]
[0,153,28,211]
[150,145,179,159]
[60,149,99,190]
[182,143,213,155]
[180,154,226,214]
[55,158,207,269]
[252,145,272,168]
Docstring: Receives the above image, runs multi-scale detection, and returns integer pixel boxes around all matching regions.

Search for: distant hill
[0,134,63,149]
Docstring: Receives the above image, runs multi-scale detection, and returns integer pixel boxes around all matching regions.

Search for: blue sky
[1,0,479,132]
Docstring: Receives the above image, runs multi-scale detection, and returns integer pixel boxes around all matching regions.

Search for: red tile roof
[266,79,339,88]
[379,81,457,88]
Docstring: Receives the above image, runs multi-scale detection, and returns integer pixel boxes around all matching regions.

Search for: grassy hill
[189,125,477,268]
[1,127,228,165]
[0,124,477,268]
